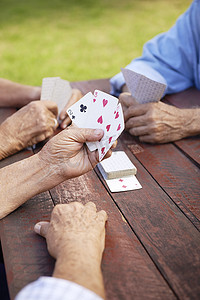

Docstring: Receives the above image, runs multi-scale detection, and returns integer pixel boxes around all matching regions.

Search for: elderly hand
[59,89,83,129]
[34,202,107,298]
[38,125,116,181]
[0,100,58,159]
[119,92,199,143]
[34,202,107,260]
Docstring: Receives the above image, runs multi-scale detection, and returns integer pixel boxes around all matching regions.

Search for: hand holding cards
[67,90,125,161]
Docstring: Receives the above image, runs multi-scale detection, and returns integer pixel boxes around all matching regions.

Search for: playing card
[67,90,125,160]
[40,77,72,116]
[105,175,142,192]
[67,92,94,127]
[97,151,137,179]
[51,78,72,115]
[67,92,97,151]
[97,103,124,161]
[40,77,59,100]
[84,90,119,153]
[85,90,118,132]
[121,68,166,103]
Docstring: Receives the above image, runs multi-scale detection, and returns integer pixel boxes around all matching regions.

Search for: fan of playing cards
[67,90,125,161]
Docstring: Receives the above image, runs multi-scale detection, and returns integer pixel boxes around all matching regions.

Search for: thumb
[42,100,58,117]
[119,92,137,107]
[80,128,104,142]
[34,221,50,238]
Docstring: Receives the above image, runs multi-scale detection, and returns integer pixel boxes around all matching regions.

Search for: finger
[129,126,150,137]
[97,210,108,223]
[124,104,148,122]
[111,140,117,149]
[85,201,97,212]
[60,116,72,129]
[139,134,154,143]
[31,133,47,145]
[79,128,104,143]
[125,115,147,130]
[53,118,58,130]
[34,221,50,237]
[42,100,58,117]
[33,126,54,144]
[59,89,83,121]
[119,92,136,107]
[103,149,112,160]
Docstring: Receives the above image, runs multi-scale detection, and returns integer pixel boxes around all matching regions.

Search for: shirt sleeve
[110,0,200,96]
[15,277,103,300]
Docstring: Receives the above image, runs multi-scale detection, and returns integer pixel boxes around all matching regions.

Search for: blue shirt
[110,0,200,97]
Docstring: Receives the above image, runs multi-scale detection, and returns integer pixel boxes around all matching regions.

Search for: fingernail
[94,129,103,136]
[63,124,67,129]
[34,223,41,234]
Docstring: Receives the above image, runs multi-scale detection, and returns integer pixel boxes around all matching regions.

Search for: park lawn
[0,0,191,86]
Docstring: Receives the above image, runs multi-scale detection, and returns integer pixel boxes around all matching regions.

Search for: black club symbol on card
[80,104,87,113]
[72,115,75,119]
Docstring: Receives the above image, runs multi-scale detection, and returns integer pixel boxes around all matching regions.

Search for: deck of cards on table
[98,151,142,192]
[67,90,125,161]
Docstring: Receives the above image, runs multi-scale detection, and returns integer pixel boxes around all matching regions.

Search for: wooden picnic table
[0,79,200,300]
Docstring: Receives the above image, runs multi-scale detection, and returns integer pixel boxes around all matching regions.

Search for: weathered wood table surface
[0,79,200,300]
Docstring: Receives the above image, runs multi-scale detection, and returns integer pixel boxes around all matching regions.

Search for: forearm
[0,78,41,108]
[53,241,105,299]
[0,153,62,219]
[182,108,200,138]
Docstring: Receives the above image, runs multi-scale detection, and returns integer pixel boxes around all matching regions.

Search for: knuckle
[130,127,138,136]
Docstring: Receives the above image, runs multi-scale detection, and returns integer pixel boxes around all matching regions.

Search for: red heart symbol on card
[117,124,121,131]
[115,112,119,119]
[101,147,105,154]
[103,99,108,107]
[93,98,96,102]
[97,116,103,124]
[119,179,123,182]
[122,185,127,188]
[109,136,112,143]
[106,124,111,132]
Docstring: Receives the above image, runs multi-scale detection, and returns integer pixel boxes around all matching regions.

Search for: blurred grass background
[0,0,191,86]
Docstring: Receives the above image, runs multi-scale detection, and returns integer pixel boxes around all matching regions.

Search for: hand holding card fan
[67,90,125,161]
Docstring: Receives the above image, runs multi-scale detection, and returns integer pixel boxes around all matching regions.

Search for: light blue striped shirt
[110,0,200,98]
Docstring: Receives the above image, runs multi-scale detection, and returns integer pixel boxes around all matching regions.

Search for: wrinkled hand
[38,125,116,180]
[119,92,191,143]
[34,202,107,260]
[0,100,58,158]
[59,89,83,129]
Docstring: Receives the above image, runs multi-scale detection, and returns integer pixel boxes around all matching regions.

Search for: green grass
[0,0,191,86]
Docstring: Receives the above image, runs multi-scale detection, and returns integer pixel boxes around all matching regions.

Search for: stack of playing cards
[67,90,125,161]
[121,68,166,103]
[40,77,72,116]
[98,151,142,192]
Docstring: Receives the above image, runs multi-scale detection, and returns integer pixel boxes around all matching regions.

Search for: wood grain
[174,137,200,166]
[0,192,55,300]
[120,132,200,229]
[49,171,175,300]
[0,81,200,300]
[96,140,200,299]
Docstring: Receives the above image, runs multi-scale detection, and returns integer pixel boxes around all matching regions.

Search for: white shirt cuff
[15,276,103,300]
